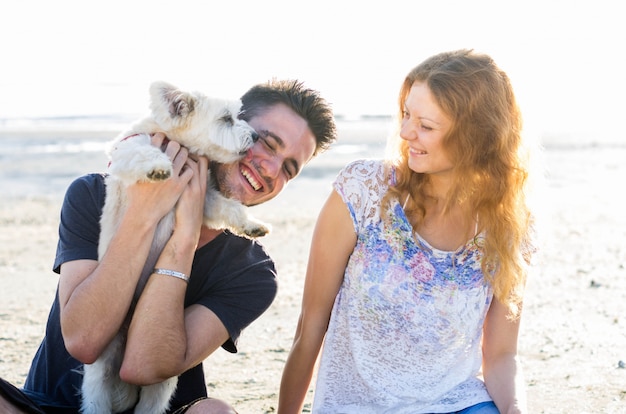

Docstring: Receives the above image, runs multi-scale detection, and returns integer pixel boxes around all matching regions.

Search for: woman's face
[400,82,453,176]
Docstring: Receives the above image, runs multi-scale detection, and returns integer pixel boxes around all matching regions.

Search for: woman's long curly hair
[383,49,533,318]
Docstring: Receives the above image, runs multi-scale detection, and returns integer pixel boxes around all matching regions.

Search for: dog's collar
[120,133,141,142]
[107,134,142,168]
[120,133,170,149]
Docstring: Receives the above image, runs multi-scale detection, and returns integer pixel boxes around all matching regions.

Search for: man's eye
[283,167,294,180]
[262,137,275,152]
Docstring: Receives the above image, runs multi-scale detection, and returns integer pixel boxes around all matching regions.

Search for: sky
[1,0,624,138]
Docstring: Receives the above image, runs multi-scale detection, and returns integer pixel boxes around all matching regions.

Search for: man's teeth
[241,169,261,191]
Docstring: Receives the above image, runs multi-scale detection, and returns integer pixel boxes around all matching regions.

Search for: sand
[1,124,625,413]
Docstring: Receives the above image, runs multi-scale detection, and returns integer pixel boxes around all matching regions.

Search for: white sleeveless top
[312,159,493,413]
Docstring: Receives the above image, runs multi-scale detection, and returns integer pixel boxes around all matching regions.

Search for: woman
[278,50,534,414]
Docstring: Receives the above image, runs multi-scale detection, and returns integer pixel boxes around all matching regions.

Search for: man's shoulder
[190,231,277,300]
[65,172,107,197]
[59,173,108,224]
[71,172,107,187]
[199,231,273,263]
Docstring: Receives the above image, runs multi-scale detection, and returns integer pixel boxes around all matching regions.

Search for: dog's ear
[149,81,196,119]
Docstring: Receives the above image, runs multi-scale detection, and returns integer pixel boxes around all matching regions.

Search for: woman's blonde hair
[384,49,533,317]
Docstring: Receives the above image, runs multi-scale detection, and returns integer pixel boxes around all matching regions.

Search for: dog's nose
[251,131,259,142]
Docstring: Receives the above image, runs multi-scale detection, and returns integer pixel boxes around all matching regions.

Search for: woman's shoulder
[334,159,392,216]
[342,158,385,171]
[337,158,388,181]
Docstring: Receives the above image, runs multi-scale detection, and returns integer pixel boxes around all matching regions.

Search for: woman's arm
[482,296,527,414]
[278,190,357,414]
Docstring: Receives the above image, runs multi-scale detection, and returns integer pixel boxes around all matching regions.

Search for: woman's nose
[400,121,416,141]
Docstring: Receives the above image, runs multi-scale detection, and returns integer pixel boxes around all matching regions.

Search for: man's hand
[120,135,213,383]
[148,132,208,248]
[123,133,194,225]
[173,151,208,250]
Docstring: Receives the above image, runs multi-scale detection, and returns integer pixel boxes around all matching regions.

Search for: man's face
[212,103,316,206]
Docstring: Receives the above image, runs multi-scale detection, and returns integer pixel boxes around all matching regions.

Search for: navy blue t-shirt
[22,173,278,412]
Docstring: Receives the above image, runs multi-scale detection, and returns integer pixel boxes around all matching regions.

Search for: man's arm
[59,136,193,363]
[119,154,233,383]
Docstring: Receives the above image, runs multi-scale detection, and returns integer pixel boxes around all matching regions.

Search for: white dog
[80,81,270,414]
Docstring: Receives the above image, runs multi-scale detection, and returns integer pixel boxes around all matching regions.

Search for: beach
[1,119,625,413]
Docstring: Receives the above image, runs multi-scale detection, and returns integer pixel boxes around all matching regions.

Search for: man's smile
[240,164,262,191]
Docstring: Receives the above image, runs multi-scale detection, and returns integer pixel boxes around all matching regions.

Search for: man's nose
[258,156,281,179]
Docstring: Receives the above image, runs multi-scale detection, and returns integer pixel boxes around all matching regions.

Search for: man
[0,80,337,414]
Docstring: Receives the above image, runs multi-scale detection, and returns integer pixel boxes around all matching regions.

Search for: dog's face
[148,81,258,163]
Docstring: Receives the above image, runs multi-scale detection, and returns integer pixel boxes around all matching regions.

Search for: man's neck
[198,226,223,249]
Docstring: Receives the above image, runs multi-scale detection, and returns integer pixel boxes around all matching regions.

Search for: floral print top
[312,159,494,413]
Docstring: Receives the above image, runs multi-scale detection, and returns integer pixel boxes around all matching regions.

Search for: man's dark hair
[240,79,337,156]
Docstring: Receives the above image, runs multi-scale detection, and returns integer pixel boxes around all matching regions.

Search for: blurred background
[1,0,624,141]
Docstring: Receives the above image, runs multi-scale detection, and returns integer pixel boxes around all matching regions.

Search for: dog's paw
[147,168,171,181]
[242,222,271,238]
[108,134,175,184]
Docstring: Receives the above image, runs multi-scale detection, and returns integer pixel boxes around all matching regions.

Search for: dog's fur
[80,81,270,414]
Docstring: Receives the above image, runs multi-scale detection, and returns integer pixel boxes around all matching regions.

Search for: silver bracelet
[153,268,189,284]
